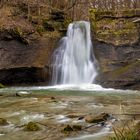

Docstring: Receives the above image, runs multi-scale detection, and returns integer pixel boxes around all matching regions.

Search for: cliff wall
[90,9,140,89]
[0,3,67,85]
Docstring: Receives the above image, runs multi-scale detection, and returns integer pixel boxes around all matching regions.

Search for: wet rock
[50,96,57,102]
[72,125,82,131]
[67,113,84,119]
[15,91,32,97]
[50,96,56,100]
[62,124,82,133]
[85,113,110,123]
[0,118,8,126]
[62,125,73,133]
[24,122,40,131]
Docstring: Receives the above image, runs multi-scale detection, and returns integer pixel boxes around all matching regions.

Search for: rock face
[94,40,140,90]
[90,9,140,90]
[0,3,67,85]
[0,33,60,85]
[1,35,61,84]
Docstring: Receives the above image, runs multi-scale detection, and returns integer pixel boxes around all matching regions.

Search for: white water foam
[0,84,137,94]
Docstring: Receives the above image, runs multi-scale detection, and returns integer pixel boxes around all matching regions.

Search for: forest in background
[0,0,140,21]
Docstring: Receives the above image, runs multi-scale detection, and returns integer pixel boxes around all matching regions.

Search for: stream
[0,84,140,140]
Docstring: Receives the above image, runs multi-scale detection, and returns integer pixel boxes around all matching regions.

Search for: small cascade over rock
[52,21,97,85]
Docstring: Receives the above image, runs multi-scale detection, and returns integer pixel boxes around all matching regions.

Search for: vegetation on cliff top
[0,0,139,45]
[90,9,140,46]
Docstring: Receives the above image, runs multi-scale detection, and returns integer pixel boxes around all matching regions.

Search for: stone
[62,124,82,133]
[85,113,110,123]
[24,122,40,131]
[15,91,32,97]
[72,125,82,131]
[50,96,56,100]
[0,118,8,126]
[67,113,84,119]
[94,39,140,90]
[62,125,73,133]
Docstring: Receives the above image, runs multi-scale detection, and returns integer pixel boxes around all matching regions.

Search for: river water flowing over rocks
[0,86,140,140]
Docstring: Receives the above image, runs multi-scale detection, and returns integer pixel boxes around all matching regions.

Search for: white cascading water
[52,21,97,85]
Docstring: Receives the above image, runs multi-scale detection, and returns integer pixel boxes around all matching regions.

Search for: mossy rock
[90,9,139,46]
[50,10,65,22]
[9,27,29,45]
[62,124,82,133]
[90,9,140,21]
[62,125,73,133]
[43,20,55,31]
[0,83,5,88]
[24,122,40,131]
[0,118,8,126]
[36,26,45,34]
[94,18,138,45]
[72,125,82,131]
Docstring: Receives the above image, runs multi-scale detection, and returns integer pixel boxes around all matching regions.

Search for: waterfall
[52,21,97,85]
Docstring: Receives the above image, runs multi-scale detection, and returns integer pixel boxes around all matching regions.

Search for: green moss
[12,27,22,37]
[62,125,73,133]
[43,19,55,31]
[90,9,140,22]
[24,122,40,131]
[62,18,72,28]
[89,9,140,40]
[62,124,82,133]
[36,26,45,34]
[92,16,139,45]
[8,27,29,44]
[72,125,82,131]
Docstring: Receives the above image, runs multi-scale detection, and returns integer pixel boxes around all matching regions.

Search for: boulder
[0,118,8,126]
[24,122,40,131]
[85,113,110,123]
[62,124,82,133]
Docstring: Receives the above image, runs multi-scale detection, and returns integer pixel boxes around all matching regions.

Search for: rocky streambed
[0,86,140,140]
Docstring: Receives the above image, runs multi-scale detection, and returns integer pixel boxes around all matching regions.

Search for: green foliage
[43,20,55,31]
[36,26,45,34]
